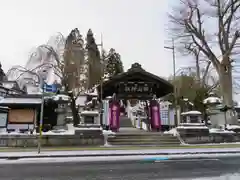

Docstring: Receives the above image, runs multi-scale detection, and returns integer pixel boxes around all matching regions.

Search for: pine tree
[105,48,124,77]
[85,29,102,89]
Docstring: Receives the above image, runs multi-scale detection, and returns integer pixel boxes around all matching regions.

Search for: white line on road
[0,154,237,165]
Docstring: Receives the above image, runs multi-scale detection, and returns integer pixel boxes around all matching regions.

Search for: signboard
[8,109,34,123]
[117,82,154,99]
[43,83,57,93]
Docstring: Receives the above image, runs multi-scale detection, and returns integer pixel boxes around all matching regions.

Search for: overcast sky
[0,0,183,78]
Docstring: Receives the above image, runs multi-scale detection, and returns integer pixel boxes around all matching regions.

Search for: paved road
[1,157,240,180]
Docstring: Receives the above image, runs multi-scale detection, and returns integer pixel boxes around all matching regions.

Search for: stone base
[0,134,104,147]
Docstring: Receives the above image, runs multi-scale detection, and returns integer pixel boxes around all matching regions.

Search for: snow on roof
[80,111,99,115]
[181,111,202,115]
[0,98,42,104]
[2,82,15,89]
[25,85,42,95]
[160,101,172,105]
[203,96,222,104]
[76,95,87,106]
[85,87,98,96]
[0,106,10,109]
[53,94,70,101]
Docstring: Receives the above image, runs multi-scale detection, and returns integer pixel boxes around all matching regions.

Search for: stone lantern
[203,93,224,128]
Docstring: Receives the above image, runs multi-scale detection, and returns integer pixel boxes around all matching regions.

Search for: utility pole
[97,34,104,125]
[164,38,178,126]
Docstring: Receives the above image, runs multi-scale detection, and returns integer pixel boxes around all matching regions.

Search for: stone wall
[178,129,240,144]
[0,134,104,147]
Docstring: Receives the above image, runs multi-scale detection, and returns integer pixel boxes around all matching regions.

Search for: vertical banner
[109,101,120,131]
[103,100,109,126]
[150,100,161,130]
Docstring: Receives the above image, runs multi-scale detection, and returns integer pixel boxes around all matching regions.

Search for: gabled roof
[103,63,172,87]
[98,63,173,99]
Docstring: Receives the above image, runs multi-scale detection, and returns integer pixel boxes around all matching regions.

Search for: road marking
[143,157,169,162]
[154,158,220,163]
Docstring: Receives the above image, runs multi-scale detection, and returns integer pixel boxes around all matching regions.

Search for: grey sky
[0,0,180,78]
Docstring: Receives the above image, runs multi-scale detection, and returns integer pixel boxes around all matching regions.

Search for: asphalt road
[1,157,240,180]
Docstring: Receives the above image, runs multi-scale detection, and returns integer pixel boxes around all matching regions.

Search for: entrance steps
[108,131,180,146]
[119,116,133,127]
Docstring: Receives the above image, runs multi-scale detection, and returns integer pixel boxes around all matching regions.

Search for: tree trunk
[218,63,237,124]
[70,96,80,126]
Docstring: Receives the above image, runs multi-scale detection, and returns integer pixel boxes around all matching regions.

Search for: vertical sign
[109,101,120,131]
[150,100,161,130]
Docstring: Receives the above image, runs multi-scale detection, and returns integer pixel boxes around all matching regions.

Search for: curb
[3,151,240,160]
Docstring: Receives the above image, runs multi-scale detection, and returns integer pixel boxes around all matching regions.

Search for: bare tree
[184,44,212,87]
[39,36,85,127]
[168,0,240,123]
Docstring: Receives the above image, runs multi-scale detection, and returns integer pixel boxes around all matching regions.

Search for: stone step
[109,138,180,143]
[119,116,133,127]
[108,141,180,146]
[108,133,180,146]
[115,132,175,136]
[110,136,179,140]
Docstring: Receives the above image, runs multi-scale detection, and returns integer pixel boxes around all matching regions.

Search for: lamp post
[164,38,178,126]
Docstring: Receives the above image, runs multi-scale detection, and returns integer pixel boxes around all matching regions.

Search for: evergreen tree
[105,48,124,77]
[0,63,6,82]
[85,29,102,89]
[64,28,85,92]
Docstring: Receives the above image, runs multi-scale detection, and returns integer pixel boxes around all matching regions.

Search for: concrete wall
[0,134,104,147]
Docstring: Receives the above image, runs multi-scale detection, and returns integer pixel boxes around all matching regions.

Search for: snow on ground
[163,128,178,136]
[226,124,240,130]
[1,148,240,158]
[209,128,235,134]
[177,126,209,129]
[2,153,240,164]
[0,123,103,136]
[184,142,240,146]
[102,130,115,135]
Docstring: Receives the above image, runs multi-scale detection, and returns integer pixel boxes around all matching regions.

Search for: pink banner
[109,101,120,131]
[150,100,161,130]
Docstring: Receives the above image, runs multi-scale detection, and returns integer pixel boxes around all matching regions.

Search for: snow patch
[209,128,235,134]
[102,130,115,136]
[53,94,70,101]
[81,111,99,115]
[226,124,240,130]
[163,128,178,136]
[203,96,222,104]
[181,111,202,115]
[179,123,205,126]
[177,126,209,129]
